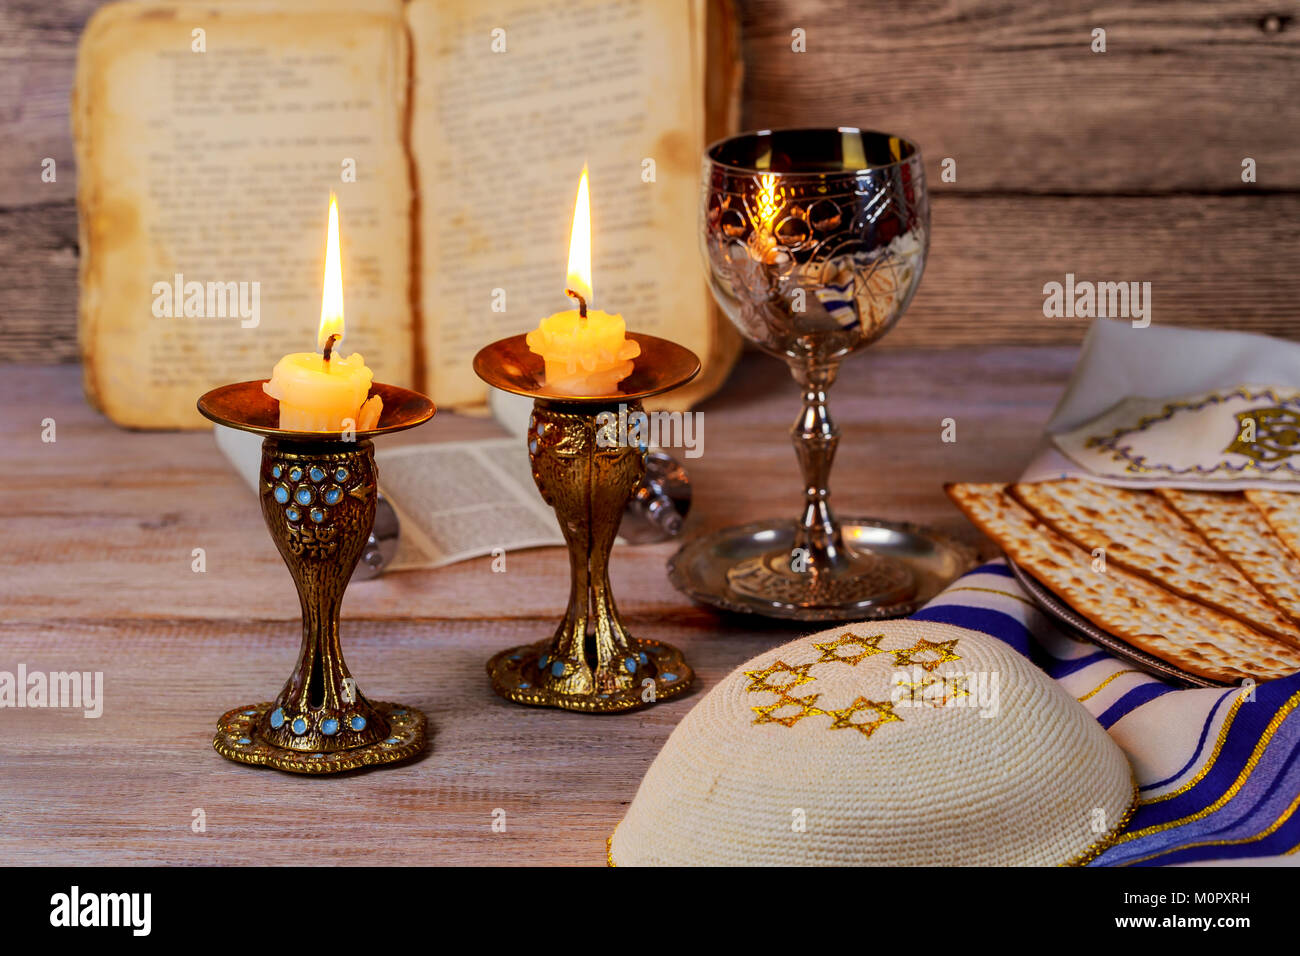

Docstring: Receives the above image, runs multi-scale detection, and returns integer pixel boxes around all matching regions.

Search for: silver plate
[668,517,978,622]
[1007,559,1223,688]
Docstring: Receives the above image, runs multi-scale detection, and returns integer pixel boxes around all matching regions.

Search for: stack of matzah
[946,480,1300,683]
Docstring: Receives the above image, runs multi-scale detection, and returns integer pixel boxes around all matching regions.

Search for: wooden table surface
[0,347,1073,865]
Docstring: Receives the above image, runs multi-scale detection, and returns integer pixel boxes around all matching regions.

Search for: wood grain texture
[2,0,1299,361]
[0,349,1055,864]
[7,0,1296,207]
[0,200,80,364]
[5,192,1300,364]
[739,0,1300,193]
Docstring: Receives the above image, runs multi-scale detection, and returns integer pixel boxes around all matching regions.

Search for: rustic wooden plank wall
[1,0,1298,363]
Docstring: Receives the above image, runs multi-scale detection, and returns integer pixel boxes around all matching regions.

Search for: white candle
[525,165,639,395]
[263,194,382,431]
[264,350,377,431]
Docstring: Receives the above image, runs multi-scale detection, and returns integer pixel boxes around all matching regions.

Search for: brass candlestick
[473,333,700,712]
[198,380,435,773]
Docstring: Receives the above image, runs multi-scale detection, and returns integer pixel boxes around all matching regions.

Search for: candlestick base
[214,701,427,774]
[474,333,702,714]
[487,638,693,713]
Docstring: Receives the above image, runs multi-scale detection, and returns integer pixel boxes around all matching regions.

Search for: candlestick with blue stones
[213,436,427,773]
[199,378,434,775]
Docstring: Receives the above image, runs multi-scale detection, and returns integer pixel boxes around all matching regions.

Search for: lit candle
[263,194,382,431]
[526,165,640,395]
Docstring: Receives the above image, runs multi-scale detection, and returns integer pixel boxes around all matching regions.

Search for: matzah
[1012,479,1300,646]
[1244,489,1300,564]
[946,482,1300,683]
[1156,488,1300,627]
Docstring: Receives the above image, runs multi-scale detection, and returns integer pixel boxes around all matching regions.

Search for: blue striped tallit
[913,560,1300,866]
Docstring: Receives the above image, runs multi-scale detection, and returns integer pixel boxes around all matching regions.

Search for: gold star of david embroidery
[752,694,824,728]
[811,632,886,665]
[895,673,971,706]
[744,660,816,696]
[891,637,961,672]
[1226,406,1300,464]
[825,697,901,738]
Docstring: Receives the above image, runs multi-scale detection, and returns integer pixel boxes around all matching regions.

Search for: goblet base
[213,701,427,774]
[726,546,919,609]
[669,517,978,622]
[487,638,694,713]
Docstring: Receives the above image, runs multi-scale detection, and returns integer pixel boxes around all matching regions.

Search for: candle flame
[319,193,344,351]
[565,164,593,305]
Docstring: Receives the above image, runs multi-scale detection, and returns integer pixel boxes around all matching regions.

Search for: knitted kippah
[610,620,1134,866]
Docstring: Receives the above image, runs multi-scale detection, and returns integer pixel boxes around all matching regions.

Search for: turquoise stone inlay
[350,715,367,731]
[309,508,325,523]
[294,486,314,505]
[288,466,303,481]
[309,465,326,482]
[271,464,283,478]
[273,485,290,504]
[334,466,349,481]
[661,672,677,682]
[323,486,342,505]
[269,708,285,729]
[285,507,300,522]
[624,656,637,673]
[236,736,251,745]
[321,718,339,736]
[291,717,308,735]
[551,660,564,677]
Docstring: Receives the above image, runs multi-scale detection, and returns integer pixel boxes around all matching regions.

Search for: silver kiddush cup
[670,128,976,621]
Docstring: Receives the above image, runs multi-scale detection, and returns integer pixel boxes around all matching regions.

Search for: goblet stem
[788,359,850,573]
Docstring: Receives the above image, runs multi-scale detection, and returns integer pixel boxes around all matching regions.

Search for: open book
[74,0,742,428]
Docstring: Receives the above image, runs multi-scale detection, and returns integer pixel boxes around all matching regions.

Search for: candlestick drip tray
[486,637,693,713]
[214,701,427,774]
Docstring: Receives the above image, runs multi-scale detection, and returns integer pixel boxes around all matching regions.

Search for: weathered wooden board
[0,348,1045,625]
[1,0,1298,362]
[3,193,1298,365]
[5,0,1296,208]
[738,0,1300,193]
[0,348,1056,864]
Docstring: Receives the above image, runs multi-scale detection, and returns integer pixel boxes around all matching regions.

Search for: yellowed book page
[408,0,722,409]
[75,0,412,429]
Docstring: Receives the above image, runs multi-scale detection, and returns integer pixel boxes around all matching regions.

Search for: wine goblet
[669,127,975,620]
